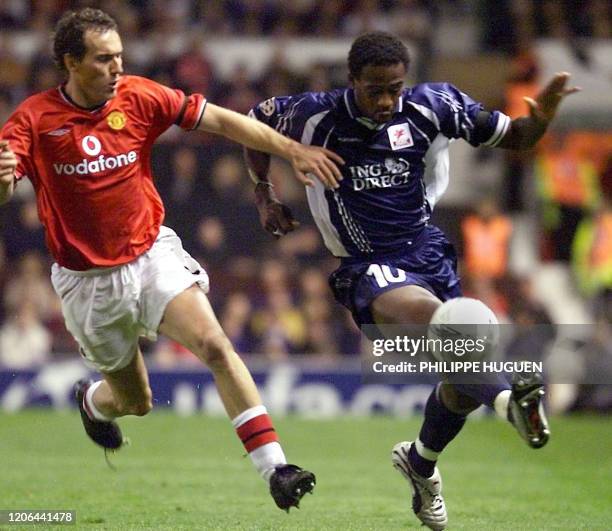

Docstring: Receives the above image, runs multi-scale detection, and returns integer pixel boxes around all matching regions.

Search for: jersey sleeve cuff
[483,113,511,147]
[175,94,207,130]
[191,98,207,130]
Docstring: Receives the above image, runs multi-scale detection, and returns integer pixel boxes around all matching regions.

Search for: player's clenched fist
[254,190,299,238]
[0,140,17,184]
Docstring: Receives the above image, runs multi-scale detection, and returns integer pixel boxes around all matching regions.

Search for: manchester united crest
[107,110,126,130]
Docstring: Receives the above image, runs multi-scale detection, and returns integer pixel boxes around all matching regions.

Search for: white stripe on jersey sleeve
[406,101,441,130]
[423,134,450,209]
[301,110,350,257]
[483,112,511,147]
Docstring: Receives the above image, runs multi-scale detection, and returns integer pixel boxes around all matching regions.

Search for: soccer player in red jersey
[0,8,344,511]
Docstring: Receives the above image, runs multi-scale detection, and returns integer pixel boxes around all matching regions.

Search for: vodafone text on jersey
[53,134,138,176]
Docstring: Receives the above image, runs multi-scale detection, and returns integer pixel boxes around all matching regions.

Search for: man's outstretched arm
[198,103,344,189]
[492,72,580,150]
[244,146,300,238]
[0,140,17,204]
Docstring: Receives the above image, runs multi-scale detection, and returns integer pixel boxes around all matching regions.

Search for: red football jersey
[1,75,206,270]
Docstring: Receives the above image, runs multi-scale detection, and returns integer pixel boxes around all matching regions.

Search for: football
[428,297,500,363]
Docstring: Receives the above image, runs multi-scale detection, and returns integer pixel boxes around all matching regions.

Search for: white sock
[84,381,114,422]
[232,405,287,482]
[494,390,512,421]
[250,442,287,482]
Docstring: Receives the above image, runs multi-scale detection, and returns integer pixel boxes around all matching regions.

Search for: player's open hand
[0,140,18,185]
[289,143,344,189]
[254,188,299,238]
[524,72,580,124]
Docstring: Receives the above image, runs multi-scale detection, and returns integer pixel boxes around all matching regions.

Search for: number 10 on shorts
[367,264,407,288]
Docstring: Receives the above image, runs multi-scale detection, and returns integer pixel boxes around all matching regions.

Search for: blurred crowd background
[0,0,610,409]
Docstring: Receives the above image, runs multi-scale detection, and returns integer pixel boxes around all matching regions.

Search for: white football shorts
[51,226,209,373]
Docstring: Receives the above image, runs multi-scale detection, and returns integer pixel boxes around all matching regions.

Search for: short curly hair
[348,32,410,79]
[52,8,118,73]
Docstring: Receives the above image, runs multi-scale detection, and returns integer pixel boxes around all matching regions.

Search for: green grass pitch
[1,411,610,530]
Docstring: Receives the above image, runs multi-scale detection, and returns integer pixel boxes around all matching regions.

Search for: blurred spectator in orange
[461,198,513,280]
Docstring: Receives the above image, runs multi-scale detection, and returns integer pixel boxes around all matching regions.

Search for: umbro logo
[47,128,70,136]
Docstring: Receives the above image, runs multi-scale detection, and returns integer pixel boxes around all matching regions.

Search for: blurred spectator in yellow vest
[572,157,612,305]
[536,132,600,261]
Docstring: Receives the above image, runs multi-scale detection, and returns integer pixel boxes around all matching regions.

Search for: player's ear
[63,53,79,72]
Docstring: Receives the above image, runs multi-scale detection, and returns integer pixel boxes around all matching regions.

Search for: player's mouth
[375,111,393,122]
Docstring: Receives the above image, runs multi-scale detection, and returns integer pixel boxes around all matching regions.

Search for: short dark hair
[52,8,118,72]
[348,32,410,79]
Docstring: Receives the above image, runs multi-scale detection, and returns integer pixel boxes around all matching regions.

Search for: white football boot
[392,441,447,531]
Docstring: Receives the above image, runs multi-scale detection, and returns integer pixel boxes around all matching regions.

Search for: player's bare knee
[439,383,480,415]
[193,331,234,368]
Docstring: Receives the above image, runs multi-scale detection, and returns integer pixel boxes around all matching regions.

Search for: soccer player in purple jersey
[244,32,578,530]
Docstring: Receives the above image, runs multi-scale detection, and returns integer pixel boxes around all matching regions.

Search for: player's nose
[111,57,123,75]
[377,94,394,111]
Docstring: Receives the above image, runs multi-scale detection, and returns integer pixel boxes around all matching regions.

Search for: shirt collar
[58,84,109,113]
[343,88,403,130]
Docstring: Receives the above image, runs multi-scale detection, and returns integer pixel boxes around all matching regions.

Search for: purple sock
[408,385,467,478]
[450,373,510,408]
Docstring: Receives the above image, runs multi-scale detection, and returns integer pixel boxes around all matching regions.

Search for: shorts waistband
[340,225,434,264]
[53,262,126,277]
